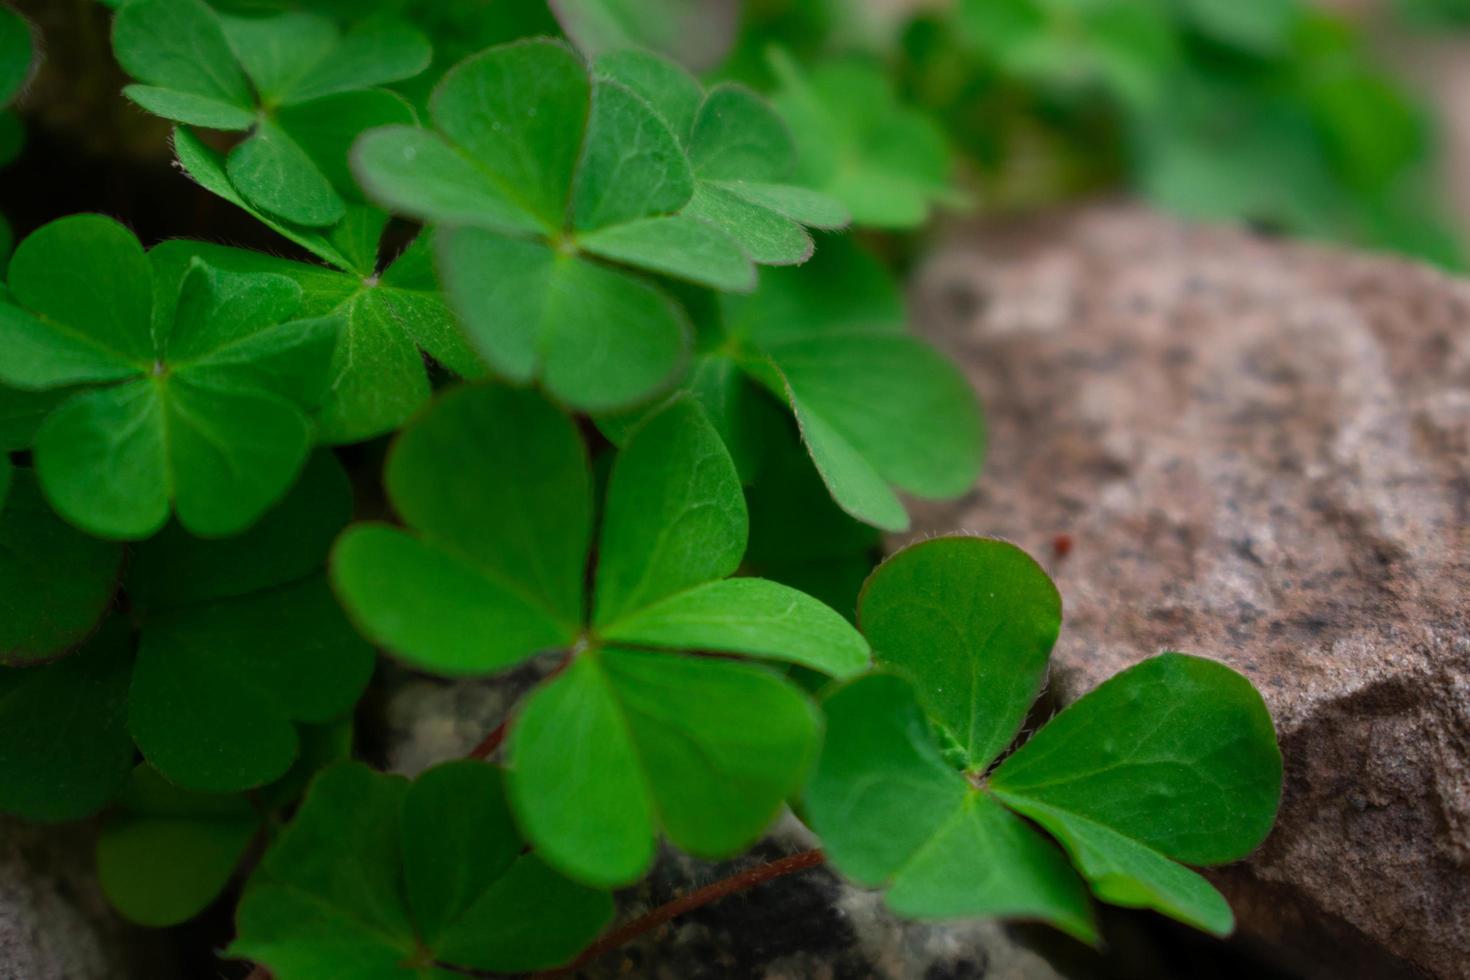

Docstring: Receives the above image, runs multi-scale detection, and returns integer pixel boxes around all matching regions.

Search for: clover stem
[530,849,828,978]
[464,651,574,761]
[465,719,507,760]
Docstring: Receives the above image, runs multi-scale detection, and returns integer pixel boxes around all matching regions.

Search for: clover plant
[0,1,1289,975]
[808,537,1282,940]
[0,215,339,538]
[114,0,430,226]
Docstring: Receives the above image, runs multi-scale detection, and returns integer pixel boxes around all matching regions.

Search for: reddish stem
[243,967,271,980]
[466,655,572,761]
[464,719,507,760]
[533,849,826,977]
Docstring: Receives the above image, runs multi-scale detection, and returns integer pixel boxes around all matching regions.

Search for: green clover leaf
[596,49,851,266]
[0,453,369,820]
[509,645,821,886]
[806,536,1283,940]
[231,761,613,979]
[96,764,262,927]
[149,231,481,444]
[769,51,965,229]
[0,468,124,665]
[331,383,869,885]
[0,215,339,539]
[96,721,352,927]
[125,451,373,793]
[113,0,430,226]
[352,39,756,410]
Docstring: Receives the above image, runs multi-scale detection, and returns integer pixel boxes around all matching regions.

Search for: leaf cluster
[914,0,1463,266]
[0,2,1291,973]
[332,384,870,886]
[807,537,1283,940]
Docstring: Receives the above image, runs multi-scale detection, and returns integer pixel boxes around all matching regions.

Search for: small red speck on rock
[1052,534,1073,559]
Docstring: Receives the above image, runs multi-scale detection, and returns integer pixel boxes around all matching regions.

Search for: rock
[908,205,1470,980]
[0,818,173,980]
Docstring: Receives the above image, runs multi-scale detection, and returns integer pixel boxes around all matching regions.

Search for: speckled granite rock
[0,819,171,980]
[908,205,1470,980]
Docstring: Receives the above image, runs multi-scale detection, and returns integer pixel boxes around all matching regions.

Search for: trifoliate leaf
[859,537,1060,770]
[0,618,135,821]
[129,575,374,792]
[808,538,1283,940]
[127,450,351,611]
[335,382,866,682]
[770,52,962,228]
[507,647,819,886]
[0,216,338,539]
[600,577,870,678]
[0,468,123,665]
[550,0,739,71]
[0,5,34,108]
[114,0,431,226]
[598,50,850,266]
[233,761,611,979]
[808,673,1097,941]
[990,654,1282,933]
[593,397,746,625]
[331,384,589,676]
[352,40,762,407]
[323,384,858,888]
[96,765,261,927]
[149,233,479,443]
[434,229,689,412]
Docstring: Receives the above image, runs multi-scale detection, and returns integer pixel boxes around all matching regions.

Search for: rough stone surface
[0,819,171,980]
[908,205,1470,980]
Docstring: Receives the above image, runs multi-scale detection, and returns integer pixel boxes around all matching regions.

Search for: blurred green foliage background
[729,0,1469,269]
